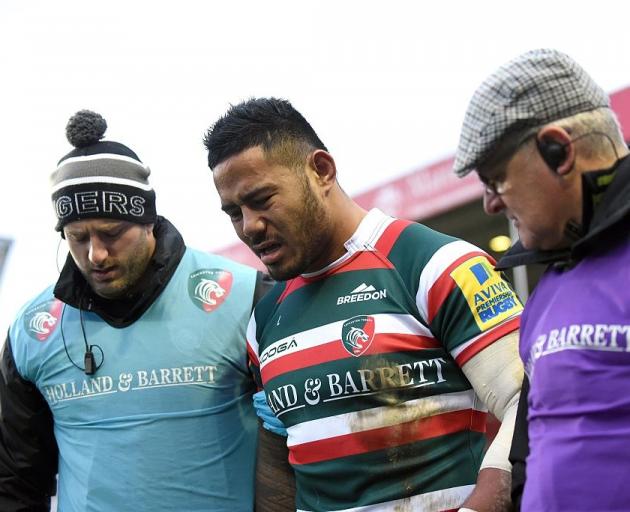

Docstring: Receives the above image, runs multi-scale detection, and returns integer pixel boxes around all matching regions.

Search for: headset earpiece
[536,137,567,172]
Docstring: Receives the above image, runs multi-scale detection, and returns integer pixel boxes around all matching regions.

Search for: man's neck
[330,195,368,251]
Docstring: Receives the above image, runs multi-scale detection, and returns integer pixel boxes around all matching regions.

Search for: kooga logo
[260,338,298,363]
[337,283,387,306]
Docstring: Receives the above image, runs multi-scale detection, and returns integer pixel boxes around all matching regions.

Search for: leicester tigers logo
[188,269,233,312]
[341,315,375,356]
[30,312,57,335]
[194,279,226,306]
[23,299,63,341]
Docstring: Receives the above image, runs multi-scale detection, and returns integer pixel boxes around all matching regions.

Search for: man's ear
[537,125,575,176]
[309,150,337,189]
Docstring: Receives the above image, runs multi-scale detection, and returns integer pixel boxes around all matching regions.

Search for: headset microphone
[60,302,105,376]
[536,138,567,171]
[84,349,96,375]
[537,130,620,173]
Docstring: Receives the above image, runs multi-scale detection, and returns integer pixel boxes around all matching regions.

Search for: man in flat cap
[454,48,630,510]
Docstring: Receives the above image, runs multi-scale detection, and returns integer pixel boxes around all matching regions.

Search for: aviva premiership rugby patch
[450,256,522,330]
[23,298,63,341]
[341,315,375,356]
[188,269,233,313]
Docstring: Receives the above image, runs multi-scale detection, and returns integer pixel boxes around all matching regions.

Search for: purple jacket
[501,155,630,510]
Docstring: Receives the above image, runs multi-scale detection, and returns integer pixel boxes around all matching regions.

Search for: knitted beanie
[50,110,157,231]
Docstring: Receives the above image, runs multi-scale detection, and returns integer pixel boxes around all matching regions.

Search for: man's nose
[241,208,265,240]
[483,189,506,215]
[88,237,108,265]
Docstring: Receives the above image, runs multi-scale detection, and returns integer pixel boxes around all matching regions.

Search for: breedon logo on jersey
[188,269,233,313]
[450,256,523,330]
[337,283,387,306]
[341,315,375,356]
[23,298,63,341]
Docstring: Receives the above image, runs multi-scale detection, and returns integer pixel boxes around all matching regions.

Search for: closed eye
[223,207,242,222]
[249,194,273,209]
[100,230,123,241]
[66,232,88,243]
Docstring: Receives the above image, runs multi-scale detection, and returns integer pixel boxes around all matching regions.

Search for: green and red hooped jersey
[247,209,522,512]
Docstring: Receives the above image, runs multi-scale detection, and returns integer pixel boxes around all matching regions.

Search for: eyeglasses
[478,173,507,196]
[477,131,539,196]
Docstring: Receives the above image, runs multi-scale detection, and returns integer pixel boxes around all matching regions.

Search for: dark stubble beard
[268,178,332,281]
[89,230,154,300]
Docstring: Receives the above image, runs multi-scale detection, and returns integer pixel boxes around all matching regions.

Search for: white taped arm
[461,331,523,472]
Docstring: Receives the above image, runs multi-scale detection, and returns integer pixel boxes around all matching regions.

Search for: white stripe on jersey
[450,312,520,360]
[246,314,259,364]
[303,210,396,278]
[286,389,483,446]
[416,239,483,322]
[345,208,395,252]
[296,484,474,512]
[259,313,434,370]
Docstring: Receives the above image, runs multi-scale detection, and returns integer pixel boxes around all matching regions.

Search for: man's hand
[253,390,287,436]
[460,467,511,512]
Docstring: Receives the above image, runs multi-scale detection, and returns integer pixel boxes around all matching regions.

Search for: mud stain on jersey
[345,358,446,501]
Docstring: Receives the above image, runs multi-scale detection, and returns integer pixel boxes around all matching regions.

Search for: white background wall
[2,0,630,333]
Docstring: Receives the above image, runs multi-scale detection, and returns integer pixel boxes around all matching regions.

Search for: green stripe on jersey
[430,289,480,353]
[265,350,472,425]
[387,223,458,299]
[253,281,286,326]
[294,430,485,511]
[256,268,427,343]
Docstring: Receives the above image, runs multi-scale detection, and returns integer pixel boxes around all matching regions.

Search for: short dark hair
[203,97,328,169]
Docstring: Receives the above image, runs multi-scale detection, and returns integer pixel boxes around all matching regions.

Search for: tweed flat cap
[453,48,610,176]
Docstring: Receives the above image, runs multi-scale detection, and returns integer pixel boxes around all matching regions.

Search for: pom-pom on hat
[51,110,157,231]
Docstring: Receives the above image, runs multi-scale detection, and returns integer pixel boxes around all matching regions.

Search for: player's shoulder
[8,283,60,357]
[393,222,460,257]
[12,284,58,324]
[184,247,258,281]
[388,221,488,272]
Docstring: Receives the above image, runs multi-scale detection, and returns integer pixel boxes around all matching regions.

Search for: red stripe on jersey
[374,219,414,256]
[426,251,488,323]
[261,332,442,383]
[289,409,487,465]
[277,277,310,304]
[247,342,260,368]
[377,332,441,352]
[455,315,521,366]
[277,252,394,304]
[262,339,345,383]
[340,251,394,272]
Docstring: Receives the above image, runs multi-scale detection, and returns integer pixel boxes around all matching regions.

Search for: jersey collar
[301,208,393,278]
